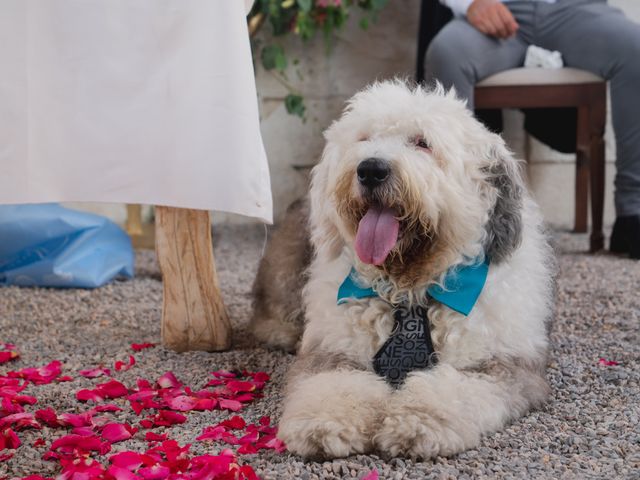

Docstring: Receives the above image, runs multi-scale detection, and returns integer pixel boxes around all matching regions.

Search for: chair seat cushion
[477,67,604,87]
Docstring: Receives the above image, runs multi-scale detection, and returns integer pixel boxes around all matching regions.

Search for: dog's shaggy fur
[251,81,554,460]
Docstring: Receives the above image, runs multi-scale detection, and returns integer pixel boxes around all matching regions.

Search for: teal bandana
[337,257,490,315]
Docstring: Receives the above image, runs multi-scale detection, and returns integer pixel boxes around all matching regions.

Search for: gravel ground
[0,225,638,479]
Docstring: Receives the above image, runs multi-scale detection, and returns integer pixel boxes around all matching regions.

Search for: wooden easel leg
[155,206,231,352]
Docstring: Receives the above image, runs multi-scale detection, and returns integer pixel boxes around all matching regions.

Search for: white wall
[72,0,639,229]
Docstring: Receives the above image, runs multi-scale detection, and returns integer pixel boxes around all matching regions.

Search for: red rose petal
[7,360,62,385]
[109,450,145,470]
[79,366,112,378]
[196,426,239,444]
[238,464,260,480]
[156,372,181,390]
[35,408,62,428]
[77,379,128,402]
[0,412,40,430]
[144,432,168,442]
[189,453,233,476]
[115,355,136,372]
[260,435,287,453]
[58,412,92,428]
[90,404,123,414]
[218,398,242,412]
[220,415,246,430]
[237,443,258,455]
[225,380,256,394]
[361,469,380,480]
[0,351,19,365]
[598,357,619,366]
[139,419,154,429]
[138,464,170,479]
[0,451,14,462]
[98,379,129,398]
[152,410,187,427]
[102,423,137,443]
[131,343,156,352]
[107,464,143,480]
[165,395,198,412]
[76,389,104,403]
[33,438,47,448]
[0,428,21,450]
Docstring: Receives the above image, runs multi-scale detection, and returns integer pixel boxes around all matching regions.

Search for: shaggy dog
[251,81,554,459]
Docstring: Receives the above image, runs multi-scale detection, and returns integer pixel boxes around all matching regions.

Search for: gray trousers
[426,0,640,217]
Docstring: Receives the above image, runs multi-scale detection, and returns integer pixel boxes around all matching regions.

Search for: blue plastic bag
[0,204,134,288]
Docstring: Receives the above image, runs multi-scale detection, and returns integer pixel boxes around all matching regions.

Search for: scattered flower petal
[0,344,19,364]
[598,357,619,366]
[79,366,111,378]
[144,432,168,442]
[102,423,137,443]
[361,469,379,480]
[7,360,62,385]
[115,355,136,372]
[156,372,181,390]
[0,427,21,450]
[131,343,156,352]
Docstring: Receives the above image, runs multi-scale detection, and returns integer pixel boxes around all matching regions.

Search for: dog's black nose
[357,158,390,189]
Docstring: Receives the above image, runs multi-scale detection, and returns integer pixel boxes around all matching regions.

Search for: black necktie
[372,302,438,387]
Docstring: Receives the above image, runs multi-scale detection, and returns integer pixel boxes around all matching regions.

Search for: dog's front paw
[278,370,390,459]
[279,414,369,459]
[374,412,443,459]
[373,370,478,459]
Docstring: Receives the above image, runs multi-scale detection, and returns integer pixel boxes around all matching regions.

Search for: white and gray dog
[251,80,554,459]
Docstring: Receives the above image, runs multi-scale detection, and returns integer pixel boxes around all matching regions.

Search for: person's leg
[425,18,529,110]
[536,0,640,256]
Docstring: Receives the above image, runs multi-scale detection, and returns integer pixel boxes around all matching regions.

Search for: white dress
[0,0,272,223]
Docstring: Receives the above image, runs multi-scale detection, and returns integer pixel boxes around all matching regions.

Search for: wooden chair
[416,0,607,252]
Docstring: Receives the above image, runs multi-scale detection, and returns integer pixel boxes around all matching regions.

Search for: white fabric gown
[0,0,272,223]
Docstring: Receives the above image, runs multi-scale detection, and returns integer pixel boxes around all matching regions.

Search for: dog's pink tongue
[355,206,399,265]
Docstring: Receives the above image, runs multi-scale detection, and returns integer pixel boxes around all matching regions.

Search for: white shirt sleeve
[439,0,474,16]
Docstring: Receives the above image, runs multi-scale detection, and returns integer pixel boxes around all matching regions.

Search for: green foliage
[261,45,287,72]
[284,94,306,118]
[251,0,389,120]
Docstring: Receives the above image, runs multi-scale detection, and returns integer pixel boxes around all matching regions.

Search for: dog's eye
[358,134,370,142]
[414,137,431,151]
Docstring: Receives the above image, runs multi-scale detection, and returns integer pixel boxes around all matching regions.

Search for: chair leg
[588,89,607,252]
[574,109,590,233]
[155,206,231,352]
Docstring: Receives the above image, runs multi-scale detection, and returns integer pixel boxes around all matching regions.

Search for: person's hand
[467,0,519,39]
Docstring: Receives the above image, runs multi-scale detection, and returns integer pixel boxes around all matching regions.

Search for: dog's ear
[482,143,524,263]
[309,143,345,261]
